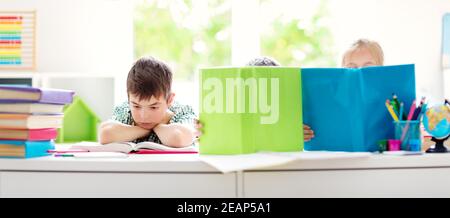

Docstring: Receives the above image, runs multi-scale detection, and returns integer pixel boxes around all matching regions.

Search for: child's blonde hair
[342,39,384,66]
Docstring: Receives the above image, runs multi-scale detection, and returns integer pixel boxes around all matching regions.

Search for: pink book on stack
[0,128,58,141]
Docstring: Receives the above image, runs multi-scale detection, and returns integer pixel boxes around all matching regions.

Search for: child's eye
[133,105,141,109]
[150,107,158,110]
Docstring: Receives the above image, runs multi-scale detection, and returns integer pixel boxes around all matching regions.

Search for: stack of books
[0,86,74,158]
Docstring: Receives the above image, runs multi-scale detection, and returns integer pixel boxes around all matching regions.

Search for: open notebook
[70,141,198,154]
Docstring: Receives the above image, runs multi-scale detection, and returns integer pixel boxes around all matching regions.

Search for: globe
[423,105,450,139]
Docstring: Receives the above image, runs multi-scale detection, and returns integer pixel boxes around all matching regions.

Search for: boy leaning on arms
[99,56,199,148]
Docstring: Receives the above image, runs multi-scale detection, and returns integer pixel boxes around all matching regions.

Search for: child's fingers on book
[304,129,314,135]
[194,118,203,129]
[304,133,314,140]
[195,123,203,129]
[304,135,313,140]
[194,129,203,137]
[304,134,314,140]
[303,124,311,130]
[194,118,201,124]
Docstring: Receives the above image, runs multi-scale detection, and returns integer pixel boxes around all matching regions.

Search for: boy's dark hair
[127,56,173,101]
[246,56,281,66]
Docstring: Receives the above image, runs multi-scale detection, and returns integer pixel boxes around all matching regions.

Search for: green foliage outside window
[134,0,231,80]
[134,0,335,80]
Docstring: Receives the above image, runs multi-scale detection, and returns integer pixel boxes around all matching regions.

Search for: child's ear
[166,92,175,106]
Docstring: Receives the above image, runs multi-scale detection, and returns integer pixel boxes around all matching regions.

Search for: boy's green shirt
[111,101,197,144]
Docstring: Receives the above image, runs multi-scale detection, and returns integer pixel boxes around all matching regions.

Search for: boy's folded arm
[99,120,150,144]
[153,123,195,148]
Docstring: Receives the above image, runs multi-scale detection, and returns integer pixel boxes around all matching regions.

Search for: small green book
[199,67,303,155]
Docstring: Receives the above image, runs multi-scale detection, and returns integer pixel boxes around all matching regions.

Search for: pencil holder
[393,121,421,151]
[408,139,421,152]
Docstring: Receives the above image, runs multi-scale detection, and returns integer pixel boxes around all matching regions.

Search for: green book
[199,67,303,155]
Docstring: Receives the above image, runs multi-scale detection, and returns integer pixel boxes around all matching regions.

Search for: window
[134,0,334,78]
[134,0,231,80]
[259,0,335,67]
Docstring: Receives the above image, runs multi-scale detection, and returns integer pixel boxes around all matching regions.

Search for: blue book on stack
[0,140,55,158]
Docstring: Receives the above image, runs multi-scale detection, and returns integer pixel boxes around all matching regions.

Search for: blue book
[302,64,416,152]
[0,140,55,158]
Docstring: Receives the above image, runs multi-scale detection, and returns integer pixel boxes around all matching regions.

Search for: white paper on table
[199,151,372,173]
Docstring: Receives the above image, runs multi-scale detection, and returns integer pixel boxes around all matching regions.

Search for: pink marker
[47,149,88,153]
[401,99,418,143]
[406,100,416,121]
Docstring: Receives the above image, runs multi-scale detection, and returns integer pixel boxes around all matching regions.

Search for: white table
[1,152,450,197]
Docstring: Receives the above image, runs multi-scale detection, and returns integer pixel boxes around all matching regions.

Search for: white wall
[0,0,134,73]
[0,0,134,119]
[328,0,450,104]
